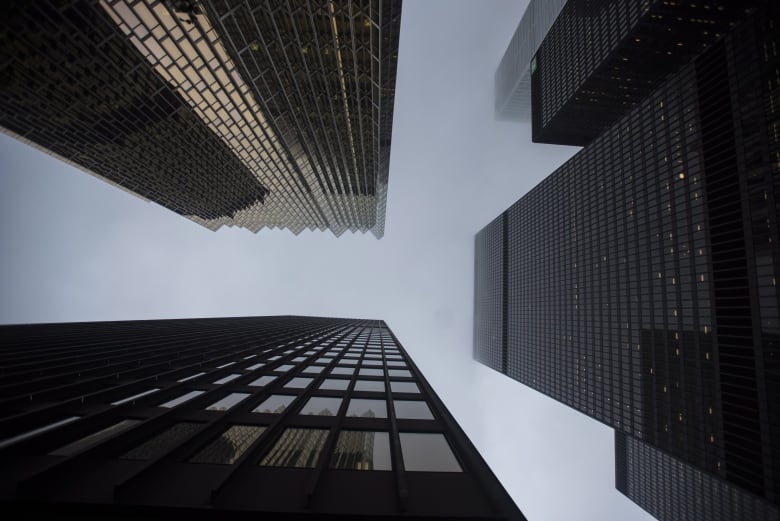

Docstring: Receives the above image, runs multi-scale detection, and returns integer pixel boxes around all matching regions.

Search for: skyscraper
[0,316,525,520]
[0,0,401,237]
[478,1,779,519]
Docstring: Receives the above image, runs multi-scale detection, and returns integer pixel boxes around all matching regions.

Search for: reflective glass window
[303,365,325,374]
[190,425,266,464]
[159,390,205,408]
[319,379,349,391]
[359,368,383,377]
[331,431,391,470]
[394,400,434,420]
[178,372,205,382]
[206,393,250,411]
[388,369,412,378]
[354,380,385,392]
[254,395,295,414]
[346,398,387,419]
[249,375,275,387]
[299,397,342,416]
[213,374,240,385]
[111,388,159,406]
[246,363,264,371]
[260,428,328,468]
[390,381,420,394]
[49,419,139,456]
[122,422,201,460]
[284,377,313,389]
[331,367,354,375]
[274,364,295,372]
[400,433,461,472]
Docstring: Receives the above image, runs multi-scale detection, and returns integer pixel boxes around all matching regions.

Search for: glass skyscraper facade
[480,1,779,519]
[0,0,400,237]
[0,316,524,520]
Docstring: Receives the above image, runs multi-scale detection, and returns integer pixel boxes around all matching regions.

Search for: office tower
[0,316,525,520]
[494,0,567,121]
[529,0,753,146]
[0,0,401,237]
[478,1,779,519]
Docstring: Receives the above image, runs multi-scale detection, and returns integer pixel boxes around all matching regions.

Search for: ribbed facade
[493,0,567,121]
[0,316,524,520]
[478,2,779,519]
[0,0,401,237]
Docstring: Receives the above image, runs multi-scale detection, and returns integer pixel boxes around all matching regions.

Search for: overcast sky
[0,2,656,520]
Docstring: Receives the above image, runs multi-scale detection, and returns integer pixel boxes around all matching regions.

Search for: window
[243,354,257,360]
[111,388,160,406]
[190,425,266,464]
[299,397,342,416]
[394,400,434,420]
[359,368,383,377]
[178,372,205,383]
[388,369,412,378]
[249,375,275,387]
[284,377,313,389]
[274,364,295,372]
[331,431,391,470]
[49,419,138,456]
[292,357,307,362]
[0,416,77,451]
[390,381,420,394]
[386,361,406,367]
[246,363,264,371]
[331,367,354,375]
[346,398,387,419]
[217,362,235,369]
[159,390,205,408]
[303,365,325,374]
[319,379,349,391]
[400,433,461,472]
[260,428,328,468]
[354,380,385,392]
[206,393,250,411]
[253,395,295,414]
[122,422,201,460]
[213,374,240,385]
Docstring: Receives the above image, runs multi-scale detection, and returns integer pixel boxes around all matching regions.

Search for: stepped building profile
[0,0,401,237]
[479,1,779,520]
[0,316,525,520]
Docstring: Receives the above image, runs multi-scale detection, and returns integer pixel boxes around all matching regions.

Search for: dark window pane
[331,431,391,470]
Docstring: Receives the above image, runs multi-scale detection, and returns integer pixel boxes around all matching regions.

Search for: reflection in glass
[213,373,241,384]
[390,381,420,394]
[50,419,140,456]
[354,380,385,392]
[260,428,328,468]
[249,375,275,387]
[359,368,383,377]
[394,400,434,420]
[122,422,201,460]
[346,398,387,418]
[331,431,391,470]
[319,379,349,391]
[253,394,296,414]
[299,396,342,416]
[190,425,266,464]
[284,377,313,389]
[303,365,325,374]
[400,433,462,472]
[160,390,205,408]
[111,388,160,406]
[331,367,354,375]
[388,369,412,378]
[206,392,250,411]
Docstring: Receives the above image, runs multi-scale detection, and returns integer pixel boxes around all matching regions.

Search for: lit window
[206,393,250,411]
[394,400,434,420]
[390,381,420,394]
[253,395,295,414]
[346,398,387,419]
[354,380,385,392]
[260,428,328,468]
[159,390,205,408]
[190,425,266,464]
[299,397,342,416]
[49,419,139,456]
[122,422,201,460]
[331,431,392,470]
[400,433,462,472]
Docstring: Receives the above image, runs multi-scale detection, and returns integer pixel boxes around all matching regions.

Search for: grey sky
[0,1,655,520]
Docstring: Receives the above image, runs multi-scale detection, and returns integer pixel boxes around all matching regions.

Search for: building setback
[0,0,401,237]
[479,1,779,519]
[0,316,524,520]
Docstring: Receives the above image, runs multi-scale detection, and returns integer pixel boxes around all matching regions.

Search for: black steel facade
[0,0,400,237]
[530,0,754,146]
[477,2,779,519]
[0,316,524,520]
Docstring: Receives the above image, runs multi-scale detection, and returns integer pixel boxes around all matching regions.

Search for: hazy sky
[0,2,656,520]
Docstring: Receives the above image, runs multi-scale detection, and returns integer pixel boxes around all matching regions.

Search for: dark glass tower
[0,316,524,520]
[478,1,779,519]
[0,0,400,237]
